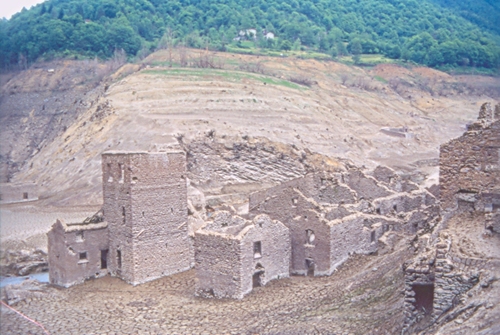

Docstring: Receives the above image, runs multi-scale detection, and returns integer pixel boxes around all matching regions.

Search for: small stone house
[194,211,290,299]
[48,218,109,287]
[0,182,38,204]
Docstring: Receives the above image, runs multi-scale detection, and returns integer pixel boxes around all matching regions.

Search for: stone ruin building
[48,146,441,300]
[402,102,500,333]
[0,182,38,204]
[440,102,500,232]
[249,170,439,276]
[194,211,290,299]
[48,150,193,287]
[102,151,192,285]
[47,214,108,288]
[401,233,487,333]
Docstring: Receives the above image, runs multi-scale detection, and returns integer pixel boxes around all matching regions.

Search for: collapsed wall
[402,233,487,333]
[249,167,439,276]
[440,102,500,212]
[403,103,500,333]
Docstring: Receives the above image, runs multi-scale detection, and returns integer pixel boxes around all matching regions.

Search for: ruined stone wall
[432,246,480,321]
[102,151,192,285]
[240,215,290,295]
[343,170,393,200]
[48,219,109,287]
[440,103,500,210]
[289,204,332,276]
[402,237,483,333]
[249,173,357,210]
[102,153,134,283]
[329,214,385,271]
[0,182,38,204]
[194,232,242,299]
[250,184,333,276]
[195,213,289,299]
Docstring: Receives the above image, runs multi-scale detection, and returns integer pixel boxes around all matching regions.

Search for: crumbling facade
[402,234,485,333]
[195,211,290,299]
[249,170,438,276]
[440,103,500,213]
[47,217,109,287]
[48,147,439,300]
[102,151,192,285]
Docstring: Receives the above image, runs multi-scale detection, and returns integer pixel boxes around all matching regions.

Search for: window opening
[79,252,87,260]
[107,163,113,182]
[23,192,28,200]
[101,250,108,269]
[76,231,84,242]
[371,230,376,242]
[306,229,315,245]
[119,163,124,183]
[117,250,122,268]
[253,241,262,259]
[122,206,126,224]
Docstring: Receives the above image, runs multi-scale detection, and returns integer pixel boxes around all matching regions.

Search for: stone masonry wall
[250,183,332,276]
[102,151,192,285]
[440,103,500,210]
[240,215,290,296]
[329,214,386,271]
[102,153,133,282]
[194,232,242,299]
[195,213,289,299]
[48,219,109,287]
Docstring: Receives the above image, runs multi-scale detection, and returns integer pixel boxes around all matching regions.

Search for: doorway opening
[305,258,315,276]
[253,263,265,288]
[412,283,434,314]
[101,249,108,269]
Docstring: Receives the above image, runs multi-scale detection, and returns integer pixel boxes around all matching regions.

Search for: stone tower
[102,150,192,285]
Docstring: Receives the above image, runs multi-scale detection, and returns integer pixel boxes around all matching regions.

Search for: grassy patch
[141,68,307,90]
[373,75,387,83]
[338,54,397,67]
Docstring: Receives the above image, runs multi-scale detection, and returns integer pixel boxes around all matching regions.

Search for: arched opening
[253,263,265,288]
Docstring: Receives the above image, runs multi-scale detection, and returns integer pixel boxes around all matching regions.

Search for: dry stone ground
[1,247,411,335]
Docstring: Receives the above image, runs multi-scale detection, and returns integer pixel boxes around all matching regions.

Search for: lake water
[0,272,49,288]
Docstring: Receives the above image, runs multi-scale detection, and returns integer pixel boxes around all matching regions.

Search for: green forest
[1,0,500,70]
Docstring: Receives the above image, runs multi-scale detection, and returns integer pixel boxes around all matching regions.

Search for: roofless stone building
[48,145,439,300]
[48,150,193,286]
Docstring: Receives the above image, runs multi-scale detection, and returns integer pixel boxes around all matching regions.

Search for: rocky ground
[0,244,411,335]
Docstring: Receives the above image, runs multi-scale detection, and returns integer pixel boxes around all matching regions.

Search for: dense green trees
[0,0,499,70]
